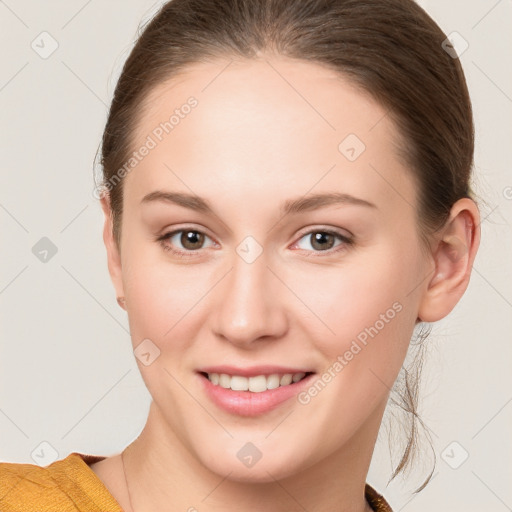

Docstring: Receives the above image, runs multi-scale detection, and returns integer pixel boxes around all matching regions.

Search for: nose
[211,248,288,348]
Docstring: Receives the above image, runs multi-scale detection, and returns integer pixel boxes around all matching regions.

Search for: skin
[91,55,480,512]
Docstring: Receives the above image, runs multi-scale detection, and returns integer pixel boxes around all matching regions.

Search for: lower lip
[197,372,315,417]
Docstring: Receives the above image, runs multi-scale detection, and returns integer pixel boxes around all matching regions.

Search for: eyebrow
[140,190,377,215]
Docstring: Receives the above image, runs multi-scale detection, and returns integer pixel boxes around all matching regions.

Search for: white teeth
[219,373,231,389]
[230,375,249,391]
[280,374,293,386]
[292,372,305,383]
[266,374,280,390]
[249,375,267,392]
[206,372,309,392]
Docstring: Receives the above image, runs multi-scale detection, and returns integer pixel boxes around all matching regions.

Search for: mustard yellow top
[0,452,393,511]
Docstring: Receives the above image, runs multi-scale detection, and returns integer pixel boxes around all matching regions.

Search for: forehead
[123,56,415,218]
[133,56,392,153]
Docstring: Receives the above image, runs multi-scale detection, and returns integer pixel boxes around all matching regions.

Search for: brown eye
[294,229,353,256]
[309,232,336,251]
[180,230,205,250]
[157,228,215,257]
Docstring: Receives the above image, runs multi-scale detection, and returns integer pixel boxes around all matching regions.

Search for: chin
[210,460,301,484]
[195,442,311,484]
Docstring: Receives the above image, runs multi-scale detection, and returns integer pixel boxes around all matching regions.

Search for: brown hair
[98,0,474,492]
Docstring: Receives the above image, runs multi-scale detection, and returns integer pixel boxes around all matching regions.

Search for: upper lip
[197,365,315,377]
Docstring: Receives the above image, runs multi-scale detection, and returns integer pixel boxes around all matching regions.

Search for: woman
[0,0,480,510]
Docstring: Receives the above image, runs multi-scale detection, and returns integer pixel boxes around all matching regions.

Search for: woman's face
[108,56,430,481]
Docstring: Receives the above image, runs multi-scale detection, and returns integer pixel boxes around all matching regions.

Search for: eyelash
[155,226,354,259]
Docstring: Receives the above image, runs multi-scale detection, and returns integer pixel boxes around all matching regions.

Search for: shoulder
[0,452,123,512]
[365,483,393,512]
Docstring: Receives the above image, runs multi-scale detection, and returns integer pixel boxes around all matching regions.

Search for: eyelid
[155,224,218,258]
[294,224,353,241]
[158,224,217,245]
[289,227,354,257]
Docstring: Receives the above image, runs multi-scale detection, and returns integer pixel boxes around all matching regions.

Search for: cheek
[291,242,422,375]
[120,239,203,347]
[294,266,418,431]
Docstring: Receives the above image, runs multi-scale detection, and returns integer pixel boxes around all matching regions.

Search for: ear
[417,198,480,322]
[100,195,126,309]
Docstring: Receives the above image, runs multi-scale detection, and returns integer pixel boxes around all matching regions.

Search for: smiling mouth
[199,371,314,393]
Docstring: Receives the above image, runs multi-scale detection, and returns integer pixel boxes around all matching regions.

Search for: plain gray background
[1,0,511,510]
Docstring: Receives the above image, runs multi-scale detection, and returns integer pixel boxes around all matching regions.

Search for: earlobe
[417,198,480,323]
[100,196,125,304]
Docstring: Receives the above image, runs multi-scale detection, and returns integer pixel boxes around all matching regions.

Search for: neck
[122,401,382,512]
